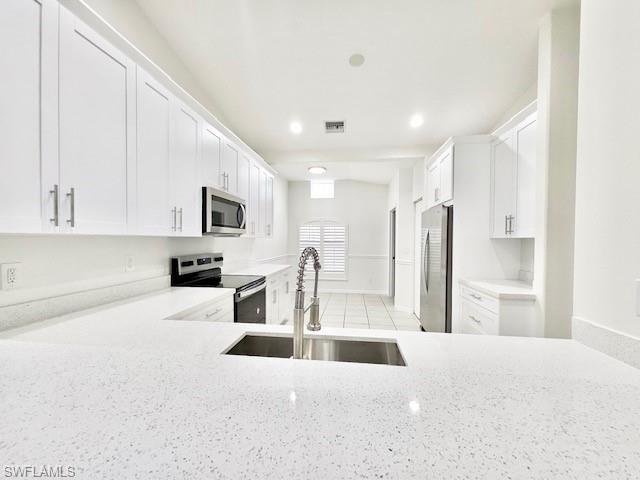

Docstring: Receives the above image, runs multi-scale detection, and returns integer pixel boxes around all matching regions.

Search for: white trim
[491,100,538,137]
[572,316,640,370]
[319,289,389,296]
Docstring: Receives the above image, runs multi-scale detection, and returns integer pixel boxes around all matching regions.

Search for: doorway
[413,200,423,316]
[389,208,396,299]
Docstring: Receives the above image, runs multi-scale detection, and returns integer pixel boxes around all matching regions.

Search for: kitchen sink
[223,333,406,366]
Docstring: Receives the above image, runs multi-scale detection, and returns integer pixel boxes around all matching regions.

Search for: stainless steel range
[171,253,266,324]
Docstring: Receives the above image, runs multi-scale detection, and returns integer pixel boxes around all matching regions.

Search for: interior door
[0,0,58,233]
[491,135,517,236]
[59,8,135,234]
[170,102,200,236]
[136,69,171,235]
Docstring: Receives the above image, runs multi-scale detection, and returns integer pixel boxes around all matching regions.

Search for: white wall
[534,7,581,338]
[287,180,389,294]
[573,0,640,338]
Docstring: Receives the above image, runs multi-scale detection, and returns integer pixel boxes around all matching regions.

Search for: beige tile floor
[284,293,422,331]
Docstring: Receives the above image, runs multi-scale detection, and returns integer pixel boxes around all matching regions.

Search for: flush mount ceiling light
[349,53,365,67]
[410,113,424,129]
[308,166,327,175]
[290,121,303,134]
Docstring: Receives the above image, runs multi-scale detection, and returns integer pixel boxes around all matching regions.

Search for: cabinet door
[221,141,238,194]
[136,69,172,235]
[170,102,200,236]
[426,161,440,208]
[491,135,517,237]
[237,154,250,203]
[514,115,537,238]
[59,8,135,234]
[201,123,223,189]
[247,161,260,236]
[265,174,274,237]
[0,0,58,233]
[438,147,453,203]
[258,168,267,237]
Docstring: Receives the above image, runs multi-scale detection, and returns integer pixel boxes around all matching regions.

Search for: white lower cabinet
[458,284,537,337]
[266,268,295,325]
[167,295,234,323]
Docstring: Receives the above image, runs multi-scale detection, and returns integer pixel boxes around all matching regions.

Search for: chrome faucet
[293,247,321,359]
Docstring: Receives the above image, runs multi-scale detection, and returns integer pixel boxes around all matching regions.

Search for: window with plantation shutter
[298,220,348,280]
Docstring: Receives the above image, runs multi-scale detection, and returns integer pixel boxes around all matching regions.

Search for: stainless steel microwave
[202,187,246,236]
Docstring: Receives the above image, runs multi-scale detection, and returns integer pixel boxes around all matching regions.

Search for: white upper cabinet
[201,123,223,190]
[237,153,250,203]
[136,68,172,235]
[221,141,239,195]
[59,8,135,234]
[170,101,201,236]
[0,0,58,233]
[490,112,537,238]
[265,174,274,238]
[258,168,267,237]
[424,145,453,210]
[247,161,260,237]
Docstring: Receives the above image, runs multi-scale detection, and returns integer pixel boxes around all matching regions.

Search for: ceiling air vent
[325,121,345,133]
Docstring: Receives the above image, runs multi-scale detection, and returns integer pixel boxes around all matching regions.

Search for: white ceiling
[134,0,577,181]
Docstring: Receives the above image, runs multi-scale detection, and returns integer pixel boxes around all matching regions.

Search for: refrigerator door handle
[423,229,430,293]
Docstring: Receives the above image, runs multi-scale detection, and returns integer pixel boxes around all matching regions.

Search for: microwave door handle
[238,204,247,229]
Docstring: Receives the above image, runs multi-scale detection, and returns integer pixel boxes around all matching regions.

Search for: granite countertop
[1,289,639,479]
[460,278,536,300]
[229,263,293,277]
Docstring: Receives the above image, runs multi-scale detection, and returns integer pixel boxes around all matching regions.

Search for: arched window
[298,220,348,280]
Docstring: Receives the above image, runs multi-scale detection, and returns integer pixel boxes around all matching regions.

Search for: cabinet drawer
[460,299,498,335]
[460,286,499,314]
[167,295,234,323]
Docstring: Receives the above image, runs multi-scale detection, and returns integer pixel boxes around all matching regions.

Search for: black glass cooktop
[179,274,264,292]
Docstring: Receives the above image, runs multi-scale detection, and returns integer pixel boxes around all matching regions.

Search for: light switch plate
[1,262,22,290]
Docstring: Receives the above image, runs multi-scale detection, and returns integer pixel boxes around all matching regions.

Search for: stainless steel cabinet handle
[171,207,177,232]
[508,215,515,235]
[178,208,183,232]
[49,184,59,226]
[470,293,482,301]
[469,315,481,324]
[66,187,75,227]
[504,215,508,235]
[205,308,222,318]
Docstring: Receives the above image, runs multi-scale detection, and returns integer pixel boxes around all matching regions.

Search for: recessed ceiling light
[349,53,365,67]
[410,113,424,129]
[290,121,303,134]
[308,166,327,175]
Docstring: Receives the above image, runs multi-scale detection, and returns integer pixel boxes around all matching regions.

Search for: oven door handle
[236,282,266,301]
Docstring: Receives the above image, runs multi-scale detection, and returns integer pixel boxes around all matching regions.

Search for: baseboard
[319,289,389,296]
[572,316,640,370]
[0,275,170,332]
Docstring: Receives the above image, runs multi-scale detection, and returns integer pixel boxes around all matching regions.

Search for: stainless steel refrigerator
[419,204,453,333]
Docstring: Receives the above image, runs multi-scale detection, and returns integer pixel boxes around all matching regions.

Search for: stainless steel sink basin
[224,333,406,366]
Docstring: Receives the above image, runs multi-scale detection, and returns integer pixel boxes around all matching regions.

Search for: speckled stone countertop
[1,288,639,479]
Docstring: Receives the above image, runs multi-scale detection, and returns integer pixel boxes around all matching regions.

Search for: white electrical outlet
[1,263,22,290]
[125,255,135,273]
